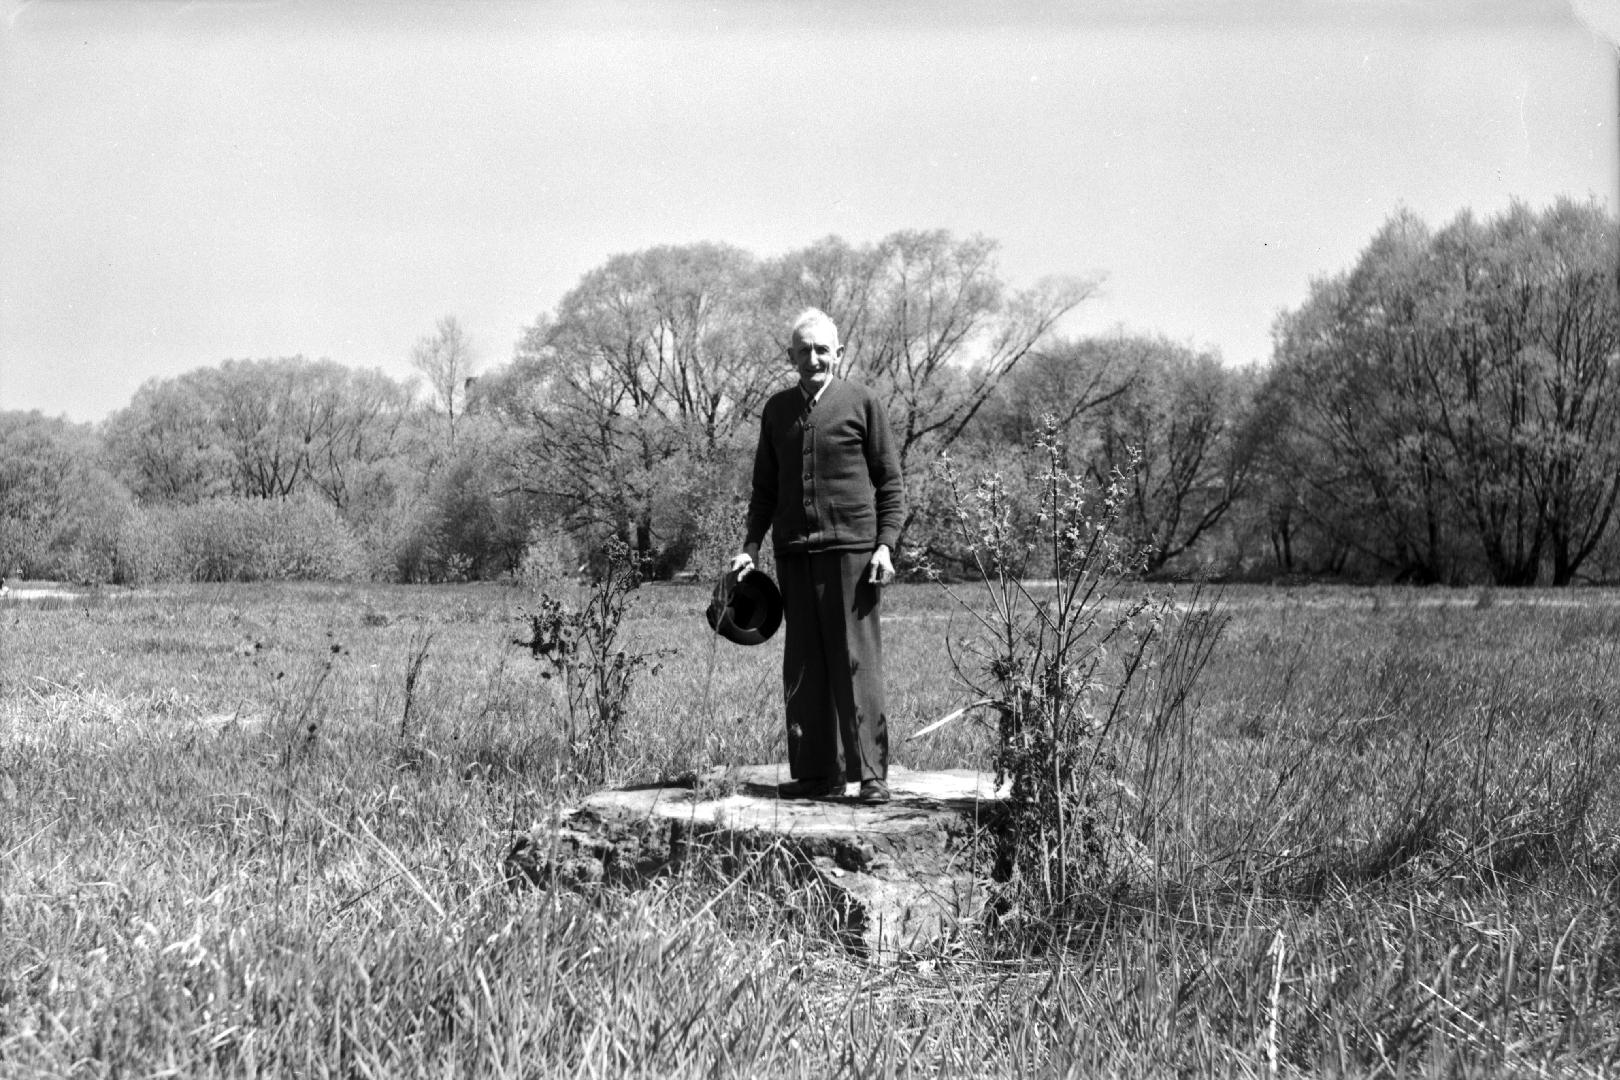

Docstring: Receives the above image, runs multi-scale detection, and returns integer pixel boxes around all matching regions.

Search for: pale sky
[2,0,1616,424]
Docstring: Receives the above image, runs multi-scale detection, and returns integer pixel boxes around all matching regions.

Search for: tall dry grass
[2,581,1618,1076]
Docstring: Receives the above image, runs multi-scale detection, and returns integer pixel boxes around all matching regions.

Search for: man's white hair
[790,307,840,344]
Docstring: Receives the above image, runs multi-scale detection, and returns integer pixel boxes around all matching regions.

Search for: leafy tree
[1264,199,1620,585]
[0,411,135,582]
[1414,208,1550,585]
[1242,372,1358,577]
[290,363,418,511]
[503,244,779,564]
[1269,234,1469,583]
[398,414,536,581]
[102,378,233,504]
[1497,201,1620,584]
[1079,337,1258,574]
[970,334,1144,453]
[104,358,415,509]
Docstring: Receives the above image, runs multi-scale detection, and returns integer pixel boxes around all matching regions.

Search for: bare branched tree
[412,315,477,449]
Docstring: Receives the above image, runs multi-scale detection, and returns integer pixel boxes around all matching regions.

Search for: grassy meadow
[2,579,1619,1077]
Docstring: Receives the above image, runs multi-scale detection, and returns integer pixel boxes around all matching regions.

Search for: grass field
[3,580,1619,1077]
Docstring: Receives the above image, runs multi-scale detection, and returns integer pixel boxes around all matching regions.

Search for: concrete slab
[586,763,1009,836]
[504,763,1012,962]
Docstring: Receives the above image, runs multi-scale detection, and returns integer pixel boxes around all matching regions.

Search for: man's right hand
[729,547,758,578]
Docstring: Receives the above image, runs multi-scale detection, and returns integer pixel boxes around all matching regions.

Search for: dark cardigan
[744,378,905,555]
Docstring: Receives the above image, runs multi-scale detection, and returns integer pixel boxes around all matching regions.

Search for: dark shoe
[779,776,845,799]
[858,779,891,805]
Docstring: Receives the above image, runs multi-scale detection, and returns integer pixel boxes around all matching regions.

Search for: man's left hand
[867,545,895,586]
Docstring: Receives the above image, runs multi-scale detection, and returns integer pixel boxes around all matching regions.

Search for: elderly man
[731,308,905,804]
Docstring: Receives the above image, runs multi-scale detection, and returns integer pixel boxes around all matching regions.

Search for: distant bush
[105,508,174,584]
[389,446,534,583]
[515,524,581,592]
[122,496,369,583]
[349,487,433,584]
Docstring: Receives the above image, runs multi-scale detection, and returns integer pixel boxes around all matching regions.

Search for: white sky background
[1,0,1616,424]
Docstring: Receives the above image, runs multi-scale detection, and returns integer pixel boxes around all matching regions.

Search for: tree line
[3,200,1616,588]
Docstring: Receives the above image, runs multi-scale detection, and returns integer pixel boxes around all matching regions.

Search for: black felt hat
[706,568,783,646]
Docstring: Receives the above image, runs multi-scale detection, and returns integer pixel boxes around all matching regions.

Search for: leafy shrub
[514,539,669,784]
[388,449,535,583]
[336,458,434,583]
[133,495,369,582]
[422,453,532,580]
[515,524,581,592]
[927,420,1225,909]
[107,505,177,584]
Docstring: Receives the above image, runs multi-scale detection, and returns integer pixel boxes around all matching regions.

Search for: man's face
[789,321,843,393]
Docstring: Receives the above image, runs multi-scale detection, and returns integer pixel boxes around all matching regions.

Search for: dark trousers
[776,550,889,783]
